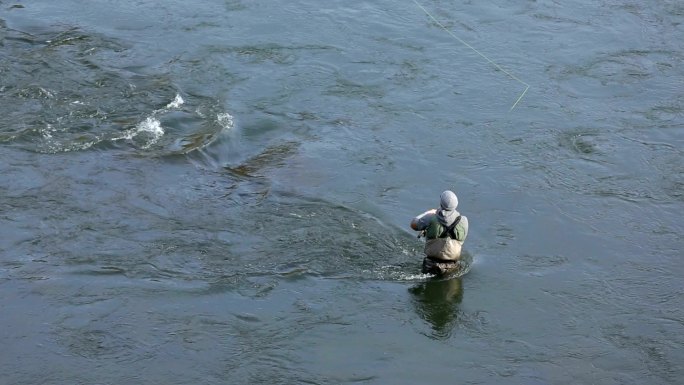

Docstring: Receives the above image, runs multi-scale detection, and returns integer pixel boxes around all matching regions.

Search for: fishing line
[411,0,529,111]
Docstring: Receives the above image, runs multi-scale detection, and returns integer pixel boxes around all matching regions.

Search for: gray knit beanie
[437,190,459,226]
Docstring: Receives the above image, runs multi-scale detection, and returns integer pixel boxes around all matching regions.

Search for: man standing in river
[410,190,469,275]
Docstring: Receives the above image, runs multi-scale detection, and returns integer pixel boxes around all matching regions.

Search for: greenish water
[1,1,682,384]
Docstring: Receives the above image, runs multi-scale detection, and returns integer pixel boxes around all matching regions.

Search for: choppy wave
[110,93,184,149]
[0,24,234,156]
[113,116,165,149]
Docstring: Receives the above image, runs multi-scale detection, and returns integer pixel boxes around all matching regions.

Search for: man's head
[437,190,459,226]
[440,190,458,211]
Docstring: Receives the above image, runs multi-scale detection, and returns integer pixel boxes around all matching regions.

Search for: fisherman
[410,190,469,275]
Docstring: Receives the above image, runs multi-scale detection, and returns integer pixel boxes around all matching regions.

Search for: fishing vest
[424,215,465,261]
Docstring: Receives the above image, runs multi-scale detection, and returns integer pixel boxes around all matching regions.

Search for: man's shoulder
[457,215,468,226]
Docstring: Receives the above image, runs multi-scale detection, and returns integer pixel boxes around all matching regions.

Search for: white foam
[108,94,184,149]
[139,116,164,135]
[165,94,184,109]
[397,273,436,281]
[137,117,164,148]
[217,112,234,130]
[111,117,164,148]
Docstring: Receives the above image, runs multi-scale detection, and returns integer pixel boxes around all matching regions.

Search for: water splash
[111,93,186,149]
[166,94,185,109]
[395,272,437,281]
[217,112,234,130]
[134,117,164,149]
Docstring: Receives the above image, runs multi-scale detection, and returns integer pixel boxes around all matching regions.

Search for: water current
[1,1,682,384]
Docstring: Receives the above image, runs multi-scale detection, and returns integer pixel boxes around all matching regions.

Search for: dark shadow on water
[409,277,463,340]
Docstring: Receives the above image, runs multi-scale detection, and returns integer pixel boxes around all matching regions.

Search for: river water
[1,1,682,384]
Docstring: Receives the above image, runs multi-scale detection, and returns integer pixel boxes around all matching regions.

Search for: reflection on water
[409,277,463,339]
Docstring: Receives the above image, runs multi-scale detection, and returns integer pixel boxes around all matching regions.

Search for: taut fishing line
[411,0,529,111]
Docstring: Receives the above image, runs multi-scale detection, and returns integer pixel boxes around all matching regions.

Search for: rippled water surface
[1,1,682,384]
